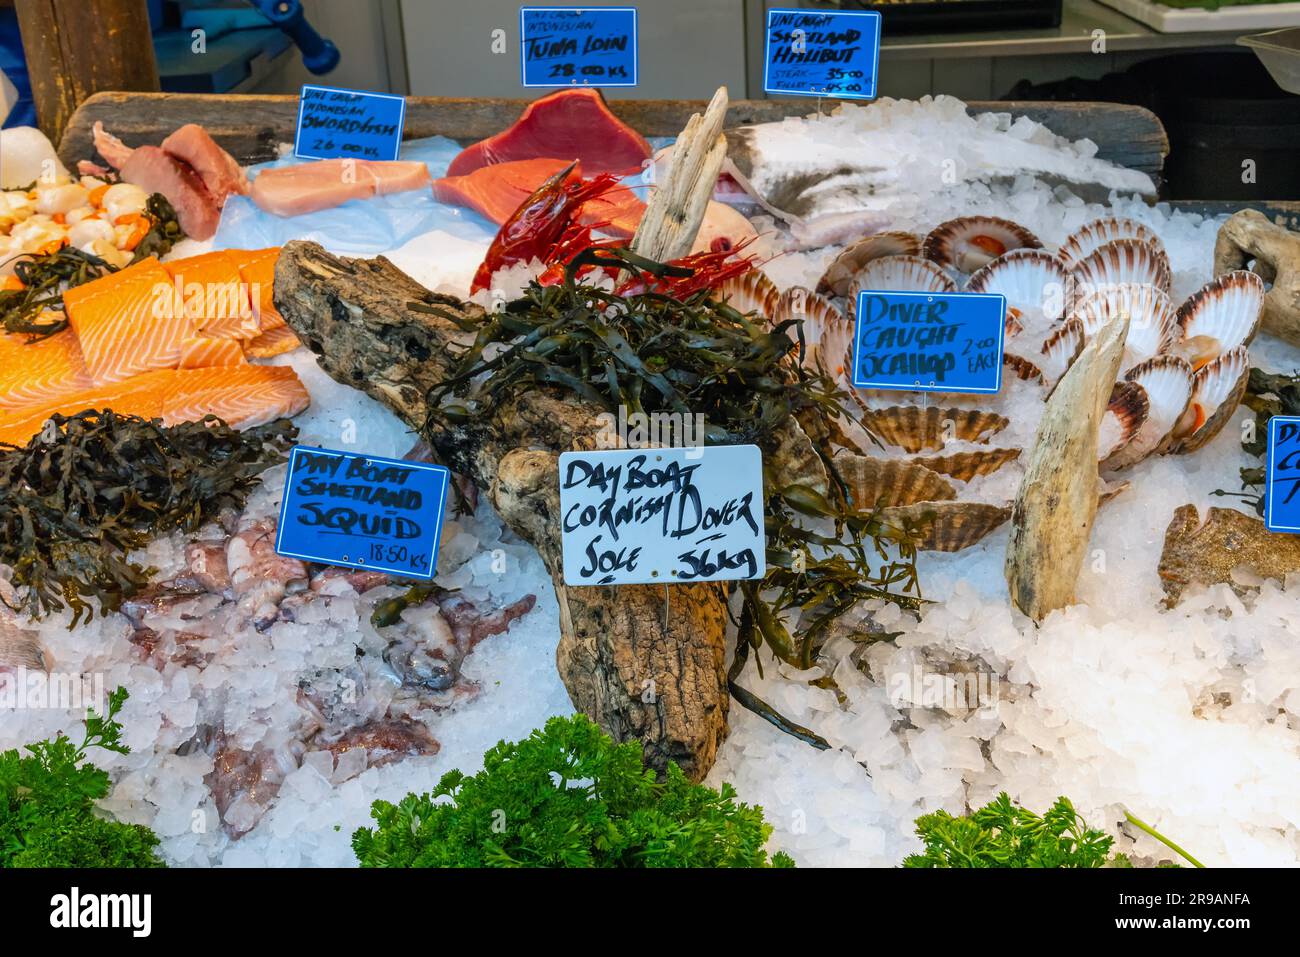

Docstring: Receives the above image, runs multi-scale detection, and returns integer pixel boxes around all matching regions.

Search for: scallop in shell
[1003,353,1045,385]
[1057,217,1165,271]
[858,405,1008,453]
[879,500,1012,552]
[966,248,1071,325]
[1098,380,1149,462]
[1073,284,1178,368]
[1070,238,1172,298]
[1172,270,1265,370]
[836,454,957,510]
[923,216,1042,274]
[1169,345,1249,454]
[716,269,778,322]
[847,255,956,322]
[1103,355,1194,470]
[774,286,852,381]
[909,447,1021,482]
[817,231,922,298]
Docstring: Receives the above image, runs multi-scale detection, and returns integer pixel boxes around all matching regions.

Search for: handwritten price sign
[294,85,407,162]
[852,290,1007,394]
[763,8,881,100]
[559,445,766,586]
[520,6,638,88]
[1266,416,1300,533]
[275,446,449,580]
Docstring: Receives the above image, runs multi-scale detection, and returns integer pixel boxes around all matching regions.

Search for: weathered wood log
[273,244,731,779]
[1005,313,1129,621]
[1213,209,1300,347]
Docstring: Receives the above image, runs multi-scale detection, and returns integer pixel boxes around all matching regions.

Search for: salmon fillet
[0,371,171,446]
[178,336,247,369]
[231,247,285,332]
[164,250,259,340]
[250,159,431,217]
[64,257,195,386]
[244,324,301,358]
[0,329,94,411]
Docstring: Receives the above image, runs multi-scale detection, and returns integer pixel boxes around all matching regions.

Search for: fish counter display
[1,86,1299,870]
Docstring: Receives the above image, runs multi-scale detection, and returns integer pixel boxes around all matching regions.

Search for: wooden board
[58,91,1171,179]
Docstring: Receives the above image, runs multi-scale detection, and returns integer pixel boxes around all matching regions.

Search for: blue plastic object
[247,0,339,75]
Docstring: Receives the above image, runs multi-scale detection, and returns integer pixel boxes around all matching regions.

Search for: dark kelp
[0,410,296,625]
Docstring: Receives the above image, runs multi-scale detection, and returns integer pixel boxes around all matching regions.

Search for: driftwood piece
[1214,209,1300,347]
[273,244,730,780]
[1158,504,1300,607]
[1005,313,1130,621]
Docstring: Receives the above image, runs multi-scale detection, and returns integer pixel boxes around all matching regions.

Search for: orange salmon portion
[231,247,285,332]
[64,257,194,386]
[0,329,95,411]
[244,324,301,358]
[0,370,172,446]
[178,335,247,369]
[164,250,259,341]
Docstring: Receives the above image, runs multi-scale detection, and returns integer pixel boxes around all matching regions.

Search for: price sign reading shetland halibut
[520,7,638,88]
[1265,416,1300,533]
[763,8,881,100]
[559,445,765,586]
[294,84,407,161]
[852,290,1007,395]
[275,446,449,580]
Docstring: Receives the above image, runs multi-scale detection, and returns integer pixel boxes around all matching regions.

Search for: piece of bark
[1213,209,1300,347]
[274,243,730,779]
[1005,313,1129,621]
[1158,504,1300,607]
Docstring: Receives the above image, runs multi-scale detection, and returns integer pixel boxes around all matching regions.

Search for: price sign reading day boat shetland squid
[275,446,450,580]
[1266,416,1300,533]
[294,85,407,162]
[851,290,1007,395]
[520,7,638,88]
[763,8,881,100]
[558,446,766,587]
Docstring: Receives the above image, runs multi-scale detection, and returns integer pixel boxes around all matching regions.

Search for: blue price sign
[275,446,450,580]
[763,8,881,100]
[294,84,407,161]
[520,6,638,88]
[852,290,1006,394]
[1265,416,1300,533]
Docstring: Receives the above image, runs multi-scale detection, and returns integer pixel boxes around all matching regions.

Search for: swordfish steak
[250,159,431,217]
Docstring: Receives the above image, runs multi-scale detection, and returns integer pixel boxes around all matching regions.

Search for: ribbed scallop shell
[859,405,1009,453]
[1003,352,1045,385]
[1070,238,1172,297]
[966,248,1070,321]
[1072,284,1178,369]
[837,454,957,510]
[879,501,1012,552]
[909,447,1022,482]
[1098,380,1150,461]
[1058,217,1165,271]
[716,270,779,322]
[774,286,852,381]
[1038,318,1085,387]
[1173,270,1265,370]
[1170,345,1250,454]
[1103,355,1194,470]
[847,255,957,321]
[922,216,1042,274]
[817,231,922,298]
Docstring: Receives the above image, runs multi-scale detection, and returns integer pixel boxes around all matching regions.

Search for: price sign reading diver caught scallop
[275,446,449,580]
[294,84,407,161]
[558,445,765,587]
[763,8,881,100]
[1265,416,1300,533]
[852,290,1006,394]
[520,7,638,88]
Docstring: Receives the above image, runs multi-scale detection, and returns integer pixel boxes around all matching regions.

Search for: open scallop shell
[1098,380,1150,462]
[774,286,852,381]
[817,231,922,298]
[1169,345,1250,454]
[1070,238,1172,298]
[1058,217,1165,271]
[1003,352,1045,385]
[859,405,1009,453]
[1071,284,1178,369]
[847,255,957,321]
[837,454,957,509]
[909,447,1022,482]
[923,216,1042,274]
[1172,270,1265,370]
[879,501,1012,552]
[716,270,779,322]
[1038,318,1086,387]
[1103,355,1194,470]
[966,248,1070,322]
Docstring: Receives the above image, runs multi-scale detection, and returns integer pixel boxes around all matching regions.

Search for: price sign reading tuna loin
[763,8,881,100]
[294,84,406,161]
[275,446,449,580]
[521,6,638,88]
[1265,416,1300,533]
[559,445,765,586]
[852,290,1007,395]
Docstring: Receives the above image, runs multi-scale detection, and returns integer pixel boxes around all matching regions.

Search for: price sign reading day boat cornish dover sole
[852,290,1007,395]
[763,8,881,100]
[559,445,766,587]
[275,446,450,580]
[520,7,638,88]
[1266,416,1300,533]
[294,84,407,161]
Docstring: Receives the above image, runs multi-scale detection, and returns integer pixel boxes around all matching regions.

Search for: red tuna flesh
[161,123,250,205]
[120,146,221,240]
